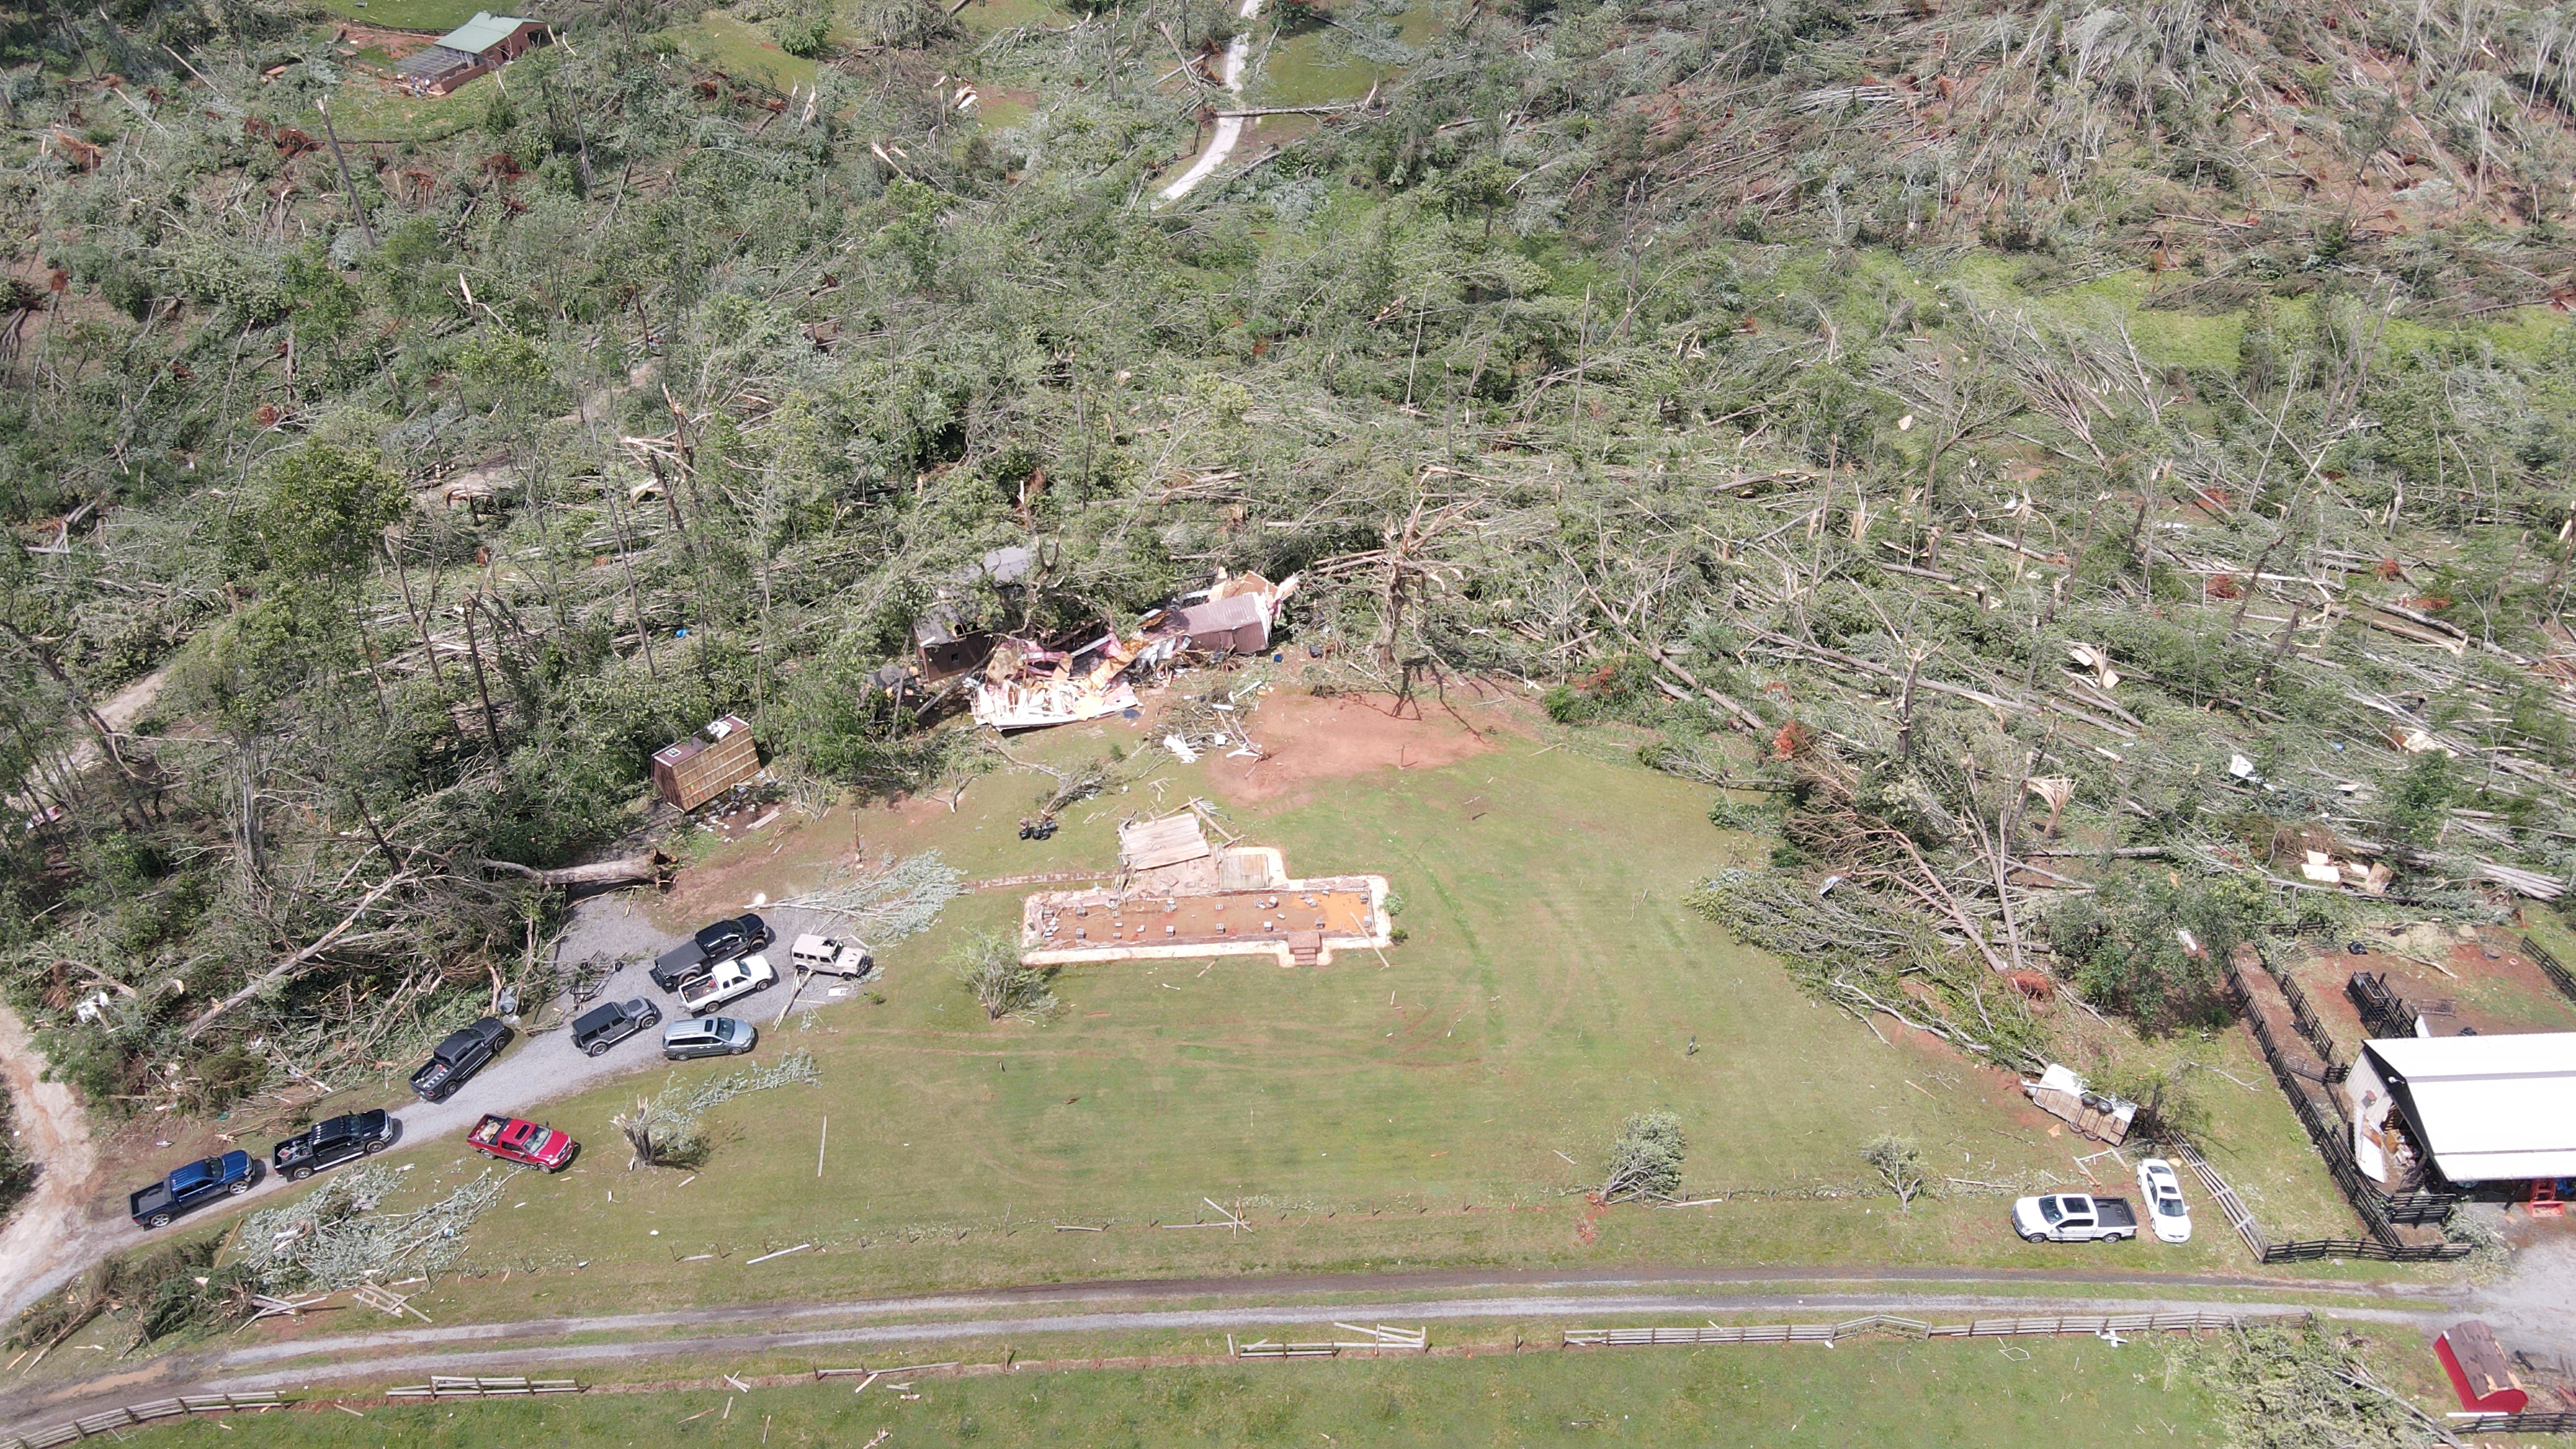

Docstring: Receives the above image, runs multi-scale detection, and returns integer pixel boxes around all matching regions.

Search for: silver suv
[661,1016,757,1061]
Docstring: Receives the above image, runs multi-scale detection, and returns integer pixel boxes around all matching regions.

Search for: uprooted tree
[1862,1135,1926,1211]
[954,933,1061,1023]
[1598,1110,1687,1204]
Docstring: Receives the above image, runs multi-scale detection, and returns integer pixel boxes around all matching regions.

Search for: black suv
[570,998,661,1057]
[410,1017,512,1102]
[649,913,772,990]
[271,1110,397,1181]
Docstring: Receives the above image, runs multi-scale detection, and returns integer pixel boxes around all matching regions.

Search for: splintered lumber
[1118,814,1211,871]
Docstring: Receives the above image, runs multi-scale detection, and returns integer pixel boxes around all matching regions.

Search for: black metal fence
[2259,1237,2473,1264]
[2255,955,2348,1083]
[2226,952,2468,1257]
[2345,971,2420,1041]
[2524,934,2576,1010]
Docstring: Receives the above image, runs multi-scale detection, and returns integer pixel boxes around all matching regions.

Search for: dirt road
[1156,0,1265,203]
[0,1262,2455,1436]
[0,1003,106,1329]
[0,897,849,1324]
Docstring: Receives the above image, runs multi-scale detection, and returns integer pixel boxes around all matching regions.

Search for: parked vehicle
[410,1018,512,1102]
[570,998,661,1057]
[679,952,776,1014]
[466,1114,577,1170]
[271,1111,396,1182]
[790,933,872,977]
[2136,1158,2193,1244]
[663,1016,758,1060]
[650,914,772,990]
[2011,1193,2139,1243]
[130,1151,258,1228]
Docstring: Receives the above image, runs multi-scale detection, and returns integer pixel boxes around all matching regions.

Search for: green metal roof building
[396,12,548,95]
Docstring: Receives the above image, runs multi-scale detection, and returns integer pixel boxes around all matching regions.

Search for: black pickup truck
[271,1110,397,1181]
[130,1151,258,1229]
[410,1018,511,1102]
[649,914,772,990]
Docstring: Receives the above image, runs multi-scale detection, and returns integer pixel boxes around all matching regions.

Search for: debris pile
[777,851,962,942]
[235,1166,511,1294]
[2022,1063,2139,1144]
[969,573,1296,732]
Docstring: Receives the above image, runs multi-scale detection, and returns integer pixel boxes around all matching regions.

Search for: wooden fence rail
[0,1392,285,1447]
[1564,1311,2273,1349]
[2455,1409,2576,1434]
[2171,1141,2267,1257]
[386,1376,582,1398]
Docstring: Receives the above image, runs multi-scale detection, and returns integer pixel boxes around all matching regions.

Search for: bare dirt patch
[1202,688,1518,805]
[0,1001,111,1321]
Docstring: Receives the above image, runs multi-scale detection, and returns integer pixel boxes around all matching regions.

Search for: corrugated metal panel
[435,12,540,55]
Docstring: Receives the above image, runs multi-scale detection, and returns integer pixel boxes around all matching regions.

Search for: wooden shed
[396,12,550,96]
[2436,1320,2529,1414]
[652,714,760,811]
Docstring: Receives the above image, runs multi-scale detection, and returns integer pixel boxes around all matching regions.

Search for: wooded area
[6,0,2576,1115]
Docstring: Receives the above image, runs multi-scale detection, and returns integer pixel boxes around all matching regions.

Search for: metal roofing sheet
[2363,1032,2576,1182]
[435,12,536,55]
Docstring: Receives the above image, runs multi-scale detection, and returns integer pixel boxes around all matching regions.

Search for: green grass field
[133,690,2400,1347]
[314,0,489,30]
[140,1335,2230,1446]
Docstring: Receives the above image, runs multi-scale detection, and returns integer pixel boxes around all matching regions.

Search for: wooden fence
[2455,1410,2576,1434]
[1563,1311,2279,1349]
[0,1392,285,1448]
[385,1376,582,1398]
[1233,1324,1428,1358]
[2226,953,2467,1256]
[2254,953,2349,1083]
[2345,971,2421,1041]
[2172,1140,2268,1258]
[2523,935,2576,1010]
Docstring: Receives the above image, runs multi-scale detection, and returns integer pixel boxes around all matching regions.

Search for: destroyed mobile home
[969,573,1297,732]
[1021,811,1391,969]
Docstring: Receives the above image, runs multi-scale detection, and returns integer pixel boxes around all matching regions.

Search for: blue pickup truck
[129,1151,258,1229]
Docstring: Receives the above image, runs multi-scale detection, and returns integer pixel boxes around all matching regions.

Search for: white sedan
[2136,1157,2192,1244]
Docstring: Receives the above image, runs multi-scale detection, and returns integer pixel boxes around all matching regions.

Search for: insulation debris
[968,572,1296,732]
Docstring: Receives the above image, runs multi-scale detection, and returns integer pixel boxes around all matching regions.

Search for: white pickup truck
[2011,1193,2139,1243]
[679,952,777,1013]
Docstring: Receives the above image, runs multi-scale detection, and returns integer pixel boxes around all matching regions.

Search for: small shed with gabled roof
[397,12,549,96]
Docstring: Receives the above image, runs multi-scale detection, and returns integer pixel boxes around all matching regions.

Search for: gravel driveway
[0,895,857,1321]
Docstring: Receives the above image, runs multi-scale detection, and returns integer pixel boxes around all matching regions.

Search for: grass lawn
[286,77,494,143]
[312,0,489,30]
[948,0,1063,35]
[667,10,821,91]
[143,1334,2230,1446]
[156,686,2434,1347]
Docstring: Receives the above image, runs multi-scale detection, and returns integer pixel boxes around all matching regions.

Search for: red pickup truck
[466,1114,578,1171]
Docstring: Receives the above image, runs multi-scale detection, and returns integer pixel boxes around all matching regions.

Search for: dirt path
[0,896,848,1325]
[0,1264,2452,1435]
[0,1003,113,1322]
[1155,0,1264,204]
